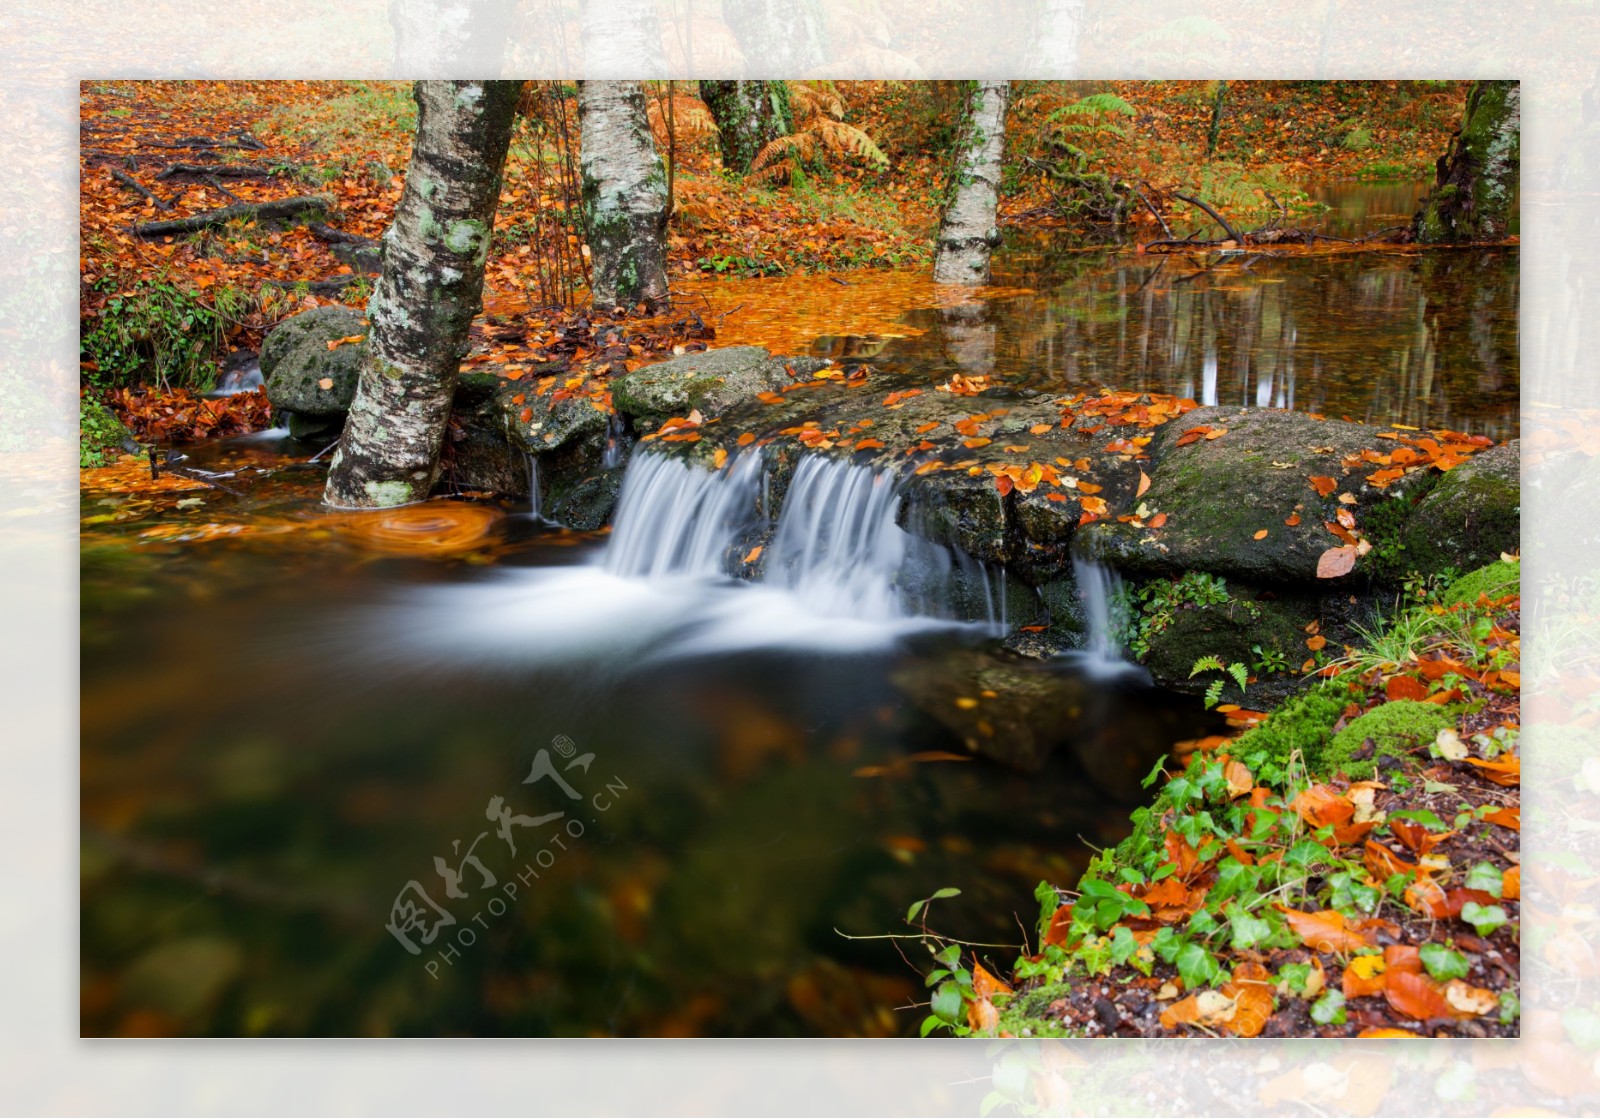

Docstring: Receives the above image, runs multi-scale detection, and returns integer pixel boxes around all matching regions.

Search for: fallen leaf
[1277,907,1378,952]
[1254,529,1269,540]
[317,377,334,390]
[1317,545,1358,579]
[1309,475,1338,497]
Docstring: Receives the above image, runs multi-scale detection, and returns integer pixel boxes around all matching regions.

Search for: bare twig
[108,168,173,211]
[1172,191,1244,242]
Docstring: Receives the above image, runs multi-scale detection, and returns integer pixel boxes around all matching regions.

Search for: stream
[80,183,1519,1037]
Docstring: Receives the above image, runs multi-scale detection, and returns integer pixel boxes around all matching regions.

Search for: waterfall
[525,454,543,520]
[605,451,764,579]
[763,455,911,622]
[602,413,627,471]
[1071,555,1140,678]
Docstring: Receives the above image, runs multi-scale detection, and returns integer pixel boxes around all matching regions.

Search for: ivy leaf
[1420,944,1471,981]
[931,979,964,1024]
[1461,901,1508,937]
[1175,942,1220,990]
[1310,989,1347,1026]
[1464,862,1504,898]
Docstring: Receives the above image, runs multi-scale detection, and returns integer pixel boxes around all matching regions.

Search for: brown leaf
[1309,475,1338,497]
[1276,907,1379,952]
[1317,545,1358,579]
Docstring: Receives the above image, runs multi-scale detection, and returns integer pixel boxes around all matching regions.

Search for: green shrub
[82,277,226,392]
[80,393,128,467]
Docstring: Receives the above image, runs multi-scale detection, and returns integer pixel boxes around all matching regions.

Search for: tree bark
[579,80,670,310]
[323,80,519,509]
[581,0,666,77]
[933,80,1010,285]
[699,80,791,175]
[1413,80,1520,244]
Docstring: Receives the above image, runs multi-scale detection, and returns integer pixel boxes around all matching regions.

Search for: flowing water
[81,183,1519,1037]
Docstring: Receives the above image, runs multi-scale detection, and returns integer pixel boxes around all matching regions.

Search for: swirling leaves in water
[330,500,503,554]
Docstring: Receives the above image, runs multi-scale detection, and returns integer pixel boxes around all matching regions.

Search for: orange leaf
[1342,954,1388,999]
[1030,423,1054,435]
[1386,675,1429,702]
[1503,864,1520,899]
[854,437,885,450]
[1042,902,1075,948]
[1137,471,1151,498]
[1290,784,1355,829]
[1384,970,1456,1021]
[317,377,334,390]
[1484,806,1520,831]
[1358,1027,1421,1038]
[1306,634,1327,651]
[1317,545,1358,579]
[994,475,1014,496]
[1253,529,1269,540]
[1147,512,1168,528]
[1276,906,1378,952]
[712,447,728,469]
[967,996,999,1033]
[1309,475,1338,497]
[1364,840,1415,880]
[1285,512,1302,526]
[972,959,1013,1000]
[1463,754,1520,786]
[737,432,757,447]
[742,545,763,564]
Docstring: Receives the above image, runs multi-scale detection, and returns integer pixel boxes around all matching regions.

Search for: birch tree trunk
[699,80,791,175]
[1031,0,1085,74]
[579,80,670,310]
[323,80,519,509]
[933,81,1010,286]
[1414,80,1520,244]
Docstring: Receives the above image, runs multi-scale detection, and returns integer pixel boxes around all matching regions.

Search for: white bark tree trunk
[721,0,827,75]
[323,80,520,509]
[579,80,670,310]
[933,80,1010,285]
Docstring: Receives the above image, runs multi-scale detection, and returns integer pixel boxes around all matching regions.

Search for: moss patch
[1443,559,1520,607]
[1325,700,1455,779]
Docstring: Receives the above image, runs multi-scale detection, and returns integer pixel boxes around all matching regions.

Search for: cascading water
[525,454,543,520]
[1069,554,1143,679]
[389,447,1001,664]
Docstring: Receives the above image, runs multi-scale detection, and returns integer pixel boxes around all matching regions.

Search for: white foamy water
[384,449,1003,666]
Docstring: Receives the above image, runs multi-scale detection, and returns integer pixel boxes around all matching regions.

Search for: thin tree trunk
[934,81,1010,286]
[699,80,791,175]
[579,80,670,310]
[1413,80,1520,243]
[323,80,519,509]
[1206,81,1229,159]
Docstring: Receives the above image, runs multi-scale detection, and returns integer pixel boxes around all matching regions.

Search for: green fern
[1190,655,1226,677]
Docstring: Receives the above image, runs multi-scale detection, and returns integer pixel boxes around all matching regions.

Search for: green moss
[1325,700,1455,779]
[80,394,128,467]
[1231,681,1350,773]
[1443,560,1519,607]
[993,982,1077,1039]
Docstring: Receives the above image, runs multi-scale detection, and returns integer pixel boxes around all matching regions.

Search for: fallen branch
[308,222,376,247]
[132,194,333,238]
[155,162,284,180]
[108,168,173,212]
[147,130,266,152]
[1172,192,1244,243]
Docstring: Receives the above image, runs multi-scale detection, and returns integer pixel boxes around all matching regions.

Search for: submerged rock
[261,305,366,419]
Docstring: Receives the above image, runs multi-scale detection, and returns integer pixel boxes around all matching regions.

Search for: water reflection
[842,244,1519,440]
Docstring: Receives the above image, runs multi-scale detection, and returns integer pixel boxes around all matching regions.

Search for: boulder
[1078,406,1436,585]
[1399,439,1519,575]
[611,346,829,429]
[261,306,367,418]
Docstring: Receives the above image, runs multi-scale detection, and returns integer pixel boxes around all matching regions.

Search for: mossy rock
[497,374,613,455]
[1136,583,1313,705]
[1443,559,1520,607]
[611,347,827,429]
[1399,440,1519,576]
[261,305,367,417]
[1079,407,1435,585]
[1325,700,1456,780]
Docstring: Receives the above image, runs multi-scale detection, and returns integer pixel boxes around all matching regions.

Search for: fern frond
[1228,663,1249,690]
[647,94,720,146]
[787,80,846,122]
[1190,655,1226,677]
[749,132,818,179]
[811,118,888,168]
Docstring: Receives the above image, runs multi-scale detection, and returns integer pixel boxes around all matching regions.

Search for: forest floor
[920,558,1524,1041]
[78,79,1470,460]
